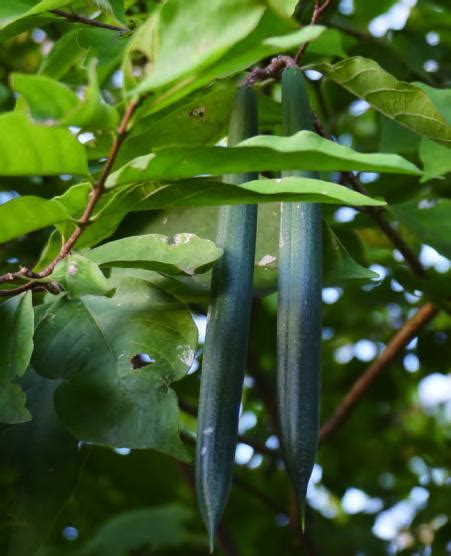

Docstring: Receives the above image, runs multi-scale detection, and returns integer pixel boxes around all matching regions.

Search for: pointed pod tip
[299,500,306,533]
[209,531,216,554]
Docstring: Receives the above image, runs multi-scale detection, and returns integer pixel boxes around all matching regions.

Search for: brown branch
[340,171,426,278]
[294,0,334,64]
[311,117,426,279]
[244,55,296,86]
[0,98,140,297]
[244,1,335,85]
[320,302,439,442]
[50,9,129,34]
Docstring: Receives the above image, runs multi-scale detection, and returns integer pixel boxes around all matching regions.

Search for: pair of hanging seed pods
[195,66,322,550]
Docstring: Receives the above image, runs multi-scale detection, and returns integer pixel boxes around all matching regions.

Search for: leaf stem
[50,9,129,34]
[244,0,335,85]
[340,171,426,278]
[294,0,334,64]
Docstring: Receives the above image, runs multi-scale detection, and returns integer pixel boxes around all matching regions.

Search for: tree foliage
[0,1,450,555]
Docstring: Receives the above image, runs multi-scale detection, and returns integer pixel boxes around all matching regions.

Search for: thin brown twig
[341,171,426,278]
[0,98,140,297]
[294,0,334,64]
[311,117,426,278]
[244,55,296,86]
[50,9,129,34]
[320,302,439,442]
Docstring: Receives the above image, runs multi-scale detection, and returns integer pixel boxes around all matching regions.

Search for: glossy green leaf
[139,23,324,113]
[0,196,71,243]
[419,138,451,181]
[109,0,126,24]
[135,0,265,93]
[105,176,385,215]
[40,27,128,83]
[0,291,33,424]
[323,224,379,283]
[65,61,119,130]
[11,73,79,122]
[51,253,113,298]
[117,81,236,165]
[87,234,223,275]
[0,382,30,424]
[414,83,451,126]
[0,0,71,29]
[50,176,383,253]
[0,113,89,176]
[31,174,382,258]
[39,29,86,80]
[12,65,119,130]
[308,28,347,59]
[264,0,297,18]
[392,199,451,259]
[32,274,197,459]
[0,369,82,556]
[107,130,420,187]
[78,504,196,556]
[319,57,451,145]
[0,292,34,381]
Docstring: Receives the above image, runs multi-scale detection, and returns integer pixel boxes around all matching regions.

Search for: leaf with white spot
[87,234,223,275]
[32,273,197,459]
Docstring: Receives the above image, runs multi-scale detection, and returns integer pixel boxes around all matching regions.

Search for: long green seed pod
[195,87,258,551]
[277,66,322,528]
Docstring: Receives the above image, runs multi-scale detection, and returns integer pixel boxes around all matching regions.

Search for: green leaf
[319,57,451,145]
[308,28,347,59]
[87,234,223,275]
[0,113,89,176]
[0,291,31,420]
[109,175,385,212]
[0,382,31,424]
[0,369,82,556]
[135,0,265,93]
[33,174,382,256]
[32,274,197,459]
[107,130,420,187]
[51,253,113,298]
[264,0,297,18]
[0,292,34,381]
[0,0,71,29]
[392,199,451,259]
[65,60,119,130]
[414,83,451,126]
[0,196,71,243]
[11,73,79,122]
[140,23,324,113]
[118,81,237,165]
[78,504,196,556]
[40,27,129,83]
[12,64,119,130]
[419,138,451,181]
[39,29,86,80]
[323,224,379,283]
[109,0,126,24]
